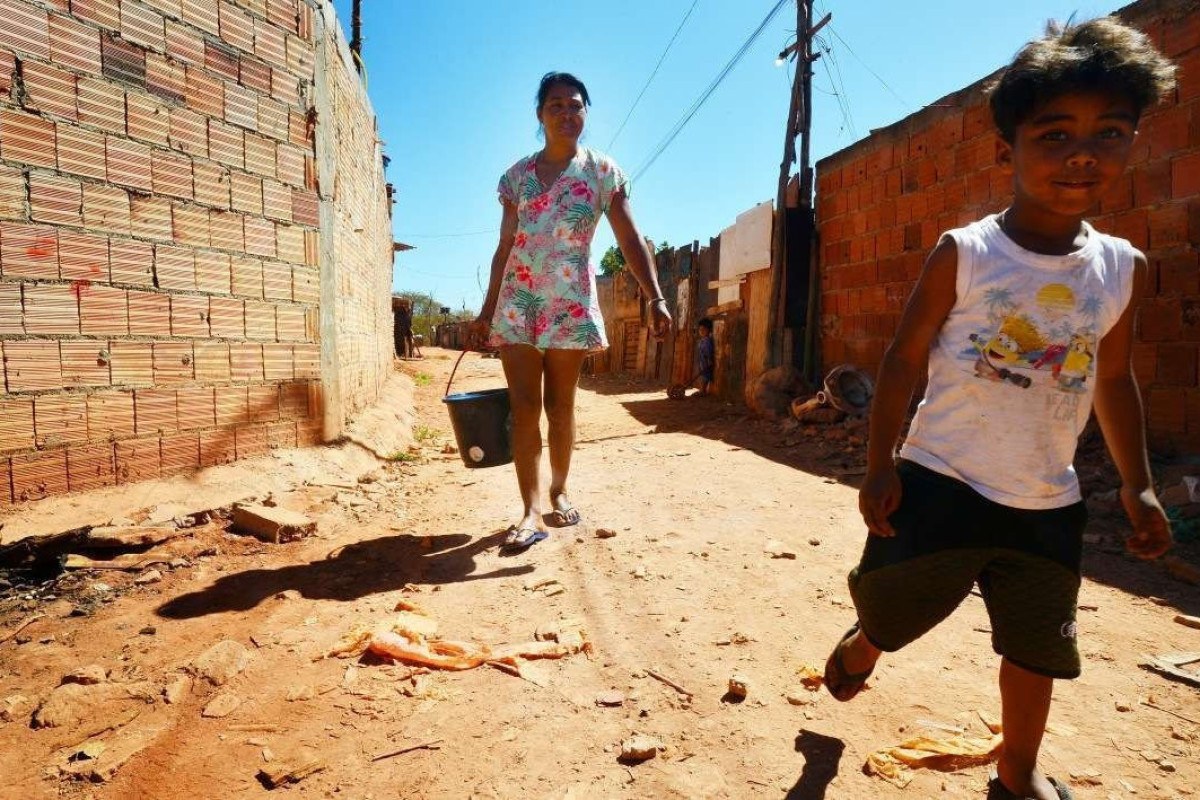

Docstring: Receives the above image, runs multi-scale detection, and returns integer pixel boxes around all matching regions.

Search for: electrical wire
[396,228,499,239]
[815,34,856,139]
[607,0,700,152]
[825,23,912,111]
[631,0,791,184]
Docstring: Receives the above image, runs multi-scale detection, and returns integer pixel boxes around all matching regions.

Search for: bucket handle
[444,349,474,399]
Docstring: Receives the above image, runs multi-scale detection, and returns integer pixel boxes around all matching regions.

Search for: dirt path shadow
[155,530,532,619]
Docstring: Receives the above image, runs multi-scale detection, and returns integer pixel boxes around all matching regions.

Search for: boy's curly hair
[989,16,1176,142]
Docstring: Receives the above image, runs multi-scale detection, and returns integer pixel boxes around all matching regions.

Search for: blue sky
[333,0,1128,314]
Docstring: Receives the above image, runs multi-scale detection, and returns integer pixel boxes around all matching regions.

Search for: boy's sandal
[501,525,549,552]
[823,623,875,702]
[986,776,1074,800]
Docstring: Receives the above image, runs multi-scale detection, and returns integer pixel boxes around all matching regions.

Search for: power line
[815,34,856,139]
[825,23,911,111]
[631,0,790,184]
[606,0,700,152]
[396,228,499,239]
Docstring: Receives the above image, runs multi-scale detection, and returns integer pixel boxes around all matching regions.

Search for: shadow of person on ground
[785,728,846,800]
[156,530,530,619]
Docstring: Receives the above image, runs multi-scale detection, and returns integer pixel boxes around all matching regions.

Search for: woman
[470,72,671,551]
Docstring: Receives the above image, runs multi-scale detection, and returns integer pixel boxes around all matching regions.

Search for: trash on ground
[331,605,592,680]
[1140,652,1200,688]
[864,730,1004,788]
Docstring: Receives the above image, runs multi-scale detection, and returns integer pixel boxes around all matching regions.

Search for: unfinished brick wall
[316,12,391,419]
[815,0,1200,450]
[0,0,392,506]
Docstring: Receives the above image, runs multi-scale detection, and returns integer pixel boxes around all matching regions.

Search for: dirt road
[0,349,1196,799]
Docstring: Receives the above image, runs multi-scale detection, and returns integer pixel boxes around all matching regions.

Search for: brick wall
[316,11,390,420]
[814,0,1200,450]
[0,0,392,506]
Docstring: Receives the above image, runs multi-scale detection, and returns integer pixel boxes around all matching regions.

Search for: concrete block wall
[814,0,1200,450]
[0,0,393,506]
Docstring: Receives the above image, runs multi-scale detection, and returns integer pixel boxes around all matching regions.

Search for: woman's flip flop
[986,776,1074,799]
[501,526,549,552]
[823,623,875,702]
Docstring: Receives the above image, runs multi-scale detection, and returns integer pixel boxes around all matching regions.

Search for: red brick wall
[815,0,1200,451]
[0,0,390,506]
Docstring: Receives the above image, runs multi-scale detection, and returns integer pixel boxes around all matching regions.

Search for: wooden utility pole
[767,1,829,370]
[350,0,363,73]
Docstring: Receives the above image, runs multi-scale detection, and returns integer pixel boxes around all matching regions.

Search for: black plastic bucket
[442,352,513,468]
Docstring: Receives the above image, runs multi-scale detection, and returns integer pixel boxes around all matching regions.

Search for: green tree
[599,245,625,276]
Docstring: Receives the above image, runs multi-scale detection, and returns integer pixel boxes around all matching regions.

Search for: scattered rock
[134,569,163,585]
[595,691,626,707]
[285,685,314,702]
[274,589,302,601]
[169,558,190,570]
[257,751,326,788]
[191,640,251,686]
[632,565,648,579]
[619,734,665,763]
[796,664,824,691]
[808,538,821,547]
[727,675,750,700]
[1114,698,1133,712]
[786,689,817,706]
[61,665,108,686]
[231,505,316,544]
[596,528,618,539]
[764,540,796,559]
[162,674,191,704]
[441,443,458,455]
[1,693,31,723]
[202,692,241,719]
[1163,556,1200,586]
[139,626,157,636]
[33,681,157,730]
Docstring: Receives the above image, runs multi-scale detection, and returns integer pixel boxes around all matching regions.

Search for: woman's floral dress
[488,148,627,351]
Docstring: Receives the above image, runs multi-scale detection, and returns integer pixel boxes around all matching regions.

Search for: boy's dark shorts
[849,460,1087,679]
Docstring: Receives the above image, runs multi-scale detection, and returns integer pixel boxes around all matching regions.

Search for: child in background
[822,18,1174,800]
[694,317,714,396]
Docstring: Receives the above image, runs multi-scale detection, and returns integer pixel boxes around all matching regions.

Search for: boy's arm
[1092,251,1172,559]
[861,237,958,536]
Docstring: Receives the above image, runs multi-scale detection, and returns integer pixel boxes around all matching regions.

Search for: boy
[823,18,1174,800]
[694,317,715,396]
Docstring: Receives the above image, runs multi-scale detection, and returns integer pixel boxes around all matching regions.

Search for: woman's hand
[649,301,671,341]
[466,316,492,351]
[859,466,902,537]
[1121,486,1172,559]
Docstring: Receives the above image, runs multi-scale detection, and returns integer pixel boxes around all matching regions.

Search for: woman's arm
[479,201,518,322]
[607,190,669,337]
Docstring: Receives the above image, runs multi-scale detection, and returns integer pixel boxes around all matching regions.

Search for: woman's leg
[543,349,587,522]
[500,345,545,531]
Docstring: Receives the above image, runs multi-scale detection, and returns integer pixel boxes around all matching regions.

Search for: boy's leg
[832,461,991,698]
[978,502,1085,799]
[996,659,1060,800]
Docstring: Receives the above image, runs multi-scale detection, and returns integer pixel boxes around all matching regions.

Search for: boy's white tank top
[899,214,1135,510]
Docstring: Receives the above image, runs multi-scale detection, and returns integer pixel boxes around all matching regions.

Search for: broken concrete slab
[231,505,316,543]
[81,526,182,549]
